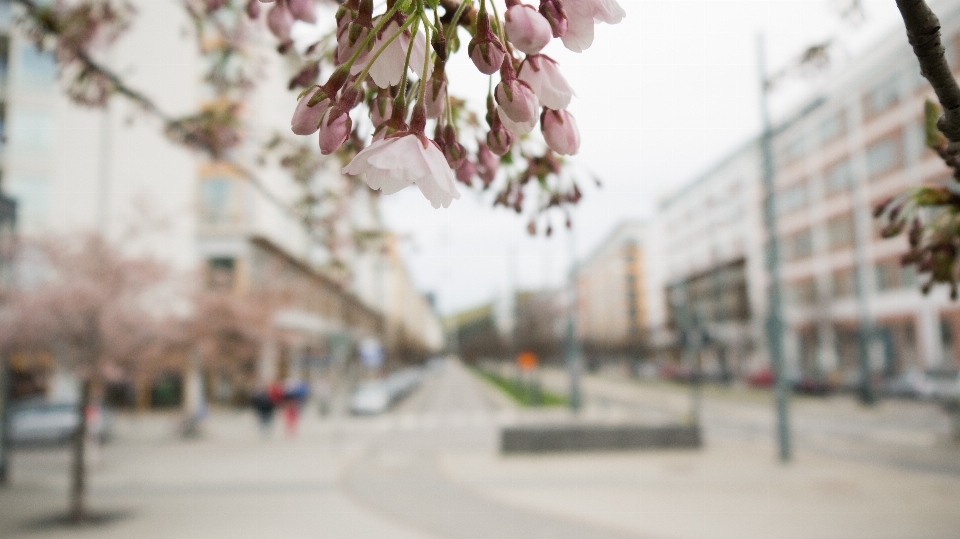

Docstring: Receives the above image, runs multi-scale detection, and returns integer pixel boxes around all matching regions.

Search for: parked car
[792,376,835,396]
[9,400,114,447]
[349,380,392,415]
[926,369,960,402]
[881,370,934,400]
[385,368,422,401]
[745,367,774,388]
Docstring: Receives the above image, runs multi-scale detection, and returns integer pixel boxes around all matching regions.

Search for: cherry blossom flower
[318,111,351,155]
[541,109,580,155]
[291,88,330,135]
[561,0,626,53]
[343,134,461,208]
[504,4,553,55]
[456,160,476,185]
[350,20,432,89]
[518,55,574,110]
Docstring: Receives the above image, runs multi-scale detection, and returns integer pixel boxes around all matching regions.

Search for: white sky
[372,0,909,315]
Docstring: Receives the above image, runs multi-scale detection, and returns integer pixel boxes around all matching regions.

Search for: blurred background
[1,0,960,538]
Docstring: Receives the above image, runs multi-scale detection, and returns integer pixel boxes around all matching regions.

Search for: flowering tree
[0,234,183,522]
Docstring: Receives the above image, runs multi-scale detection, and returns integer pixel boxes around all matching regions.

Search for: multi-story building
[575,222,653,360]
[651,0,960,383]
[652,141,767,378]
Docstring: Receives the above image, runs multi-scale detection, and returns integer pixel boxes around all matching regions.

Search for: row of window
[776,130,907,216]
[782,213,856,261]
[785,260,918,306]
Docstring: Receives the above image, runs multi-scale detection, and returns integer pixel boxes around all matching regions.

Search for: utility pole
[565,227,582,412]
[758,33,792,463]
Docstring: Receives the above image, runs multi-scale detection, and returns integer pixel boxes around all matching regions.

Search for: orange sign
[517,351,538,371]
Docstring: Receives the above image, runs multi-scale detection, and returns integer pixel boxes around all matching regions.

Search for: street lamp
[0,191,17,485]
[757,33,793,463]
[565,226,582,412]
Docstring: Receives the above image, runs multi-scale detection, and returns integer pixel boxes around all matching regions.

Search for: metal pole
[757,33,792,463]
[0,358,9,485]
[566,227,582,412]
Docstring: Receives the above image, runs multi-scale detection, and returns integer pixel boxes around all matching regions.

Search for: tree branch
[896,0,960,142]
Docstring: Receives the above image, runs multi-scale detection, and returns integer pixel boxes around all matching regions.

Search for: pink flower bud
[267,2,294,42]
[425,78,446,119]
[541,109,580,155]
[443,126,465,169]
[456,160,477,185]
[319,111,352,155]
[291,88,330,135]
[477,143,499,186]
[495,78,540,124]
[468,10,506,75]
[539,0,568,38]
[288,0,316,23]
[487,113,515,156]
[246,0,260,18]
[504,5,553,55]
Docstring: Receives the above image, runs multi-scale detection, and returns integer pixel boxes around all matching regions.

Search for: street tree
[0,233,184,522]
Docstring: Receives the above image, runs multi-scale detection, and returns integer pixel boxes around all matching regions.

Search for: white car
[348,381,392,415]
[10,400,113,446]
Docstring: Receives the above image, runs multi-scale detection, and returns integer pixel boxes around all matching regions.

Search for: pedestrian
[251,390,276,436]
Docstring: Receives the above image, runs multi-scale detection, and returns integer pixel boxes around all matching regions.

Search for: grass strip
[472,367,566,407]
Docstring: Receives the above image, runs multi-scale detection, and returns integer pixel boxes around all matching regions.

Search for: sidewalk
[439,434,960,539]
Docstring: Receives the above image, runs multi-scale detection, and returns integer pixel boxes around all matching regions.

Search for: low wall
[501,424,701,454]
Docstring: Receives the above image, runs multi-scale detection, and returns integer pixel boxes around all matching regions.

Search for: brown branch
[896,0,960,142]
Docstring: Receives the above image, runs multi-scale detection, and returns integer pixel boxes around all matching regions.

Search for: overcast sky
[371,0,909,315]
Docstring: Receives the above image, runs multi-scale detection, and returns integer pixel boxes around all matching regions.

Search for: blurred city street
[2,359,959,539]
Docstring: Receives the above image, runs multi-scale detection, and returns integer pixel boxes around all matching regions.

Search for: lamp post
[565,226,582,412]
[0,191,17,485]
[757,33,793,463]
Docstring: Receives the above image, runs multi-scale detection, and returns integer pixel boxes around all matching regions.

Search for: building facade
[576,222,652,360]
[651,0,960,384]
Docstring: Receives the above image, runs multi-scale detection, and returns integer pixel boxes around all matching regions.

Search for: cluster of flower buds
[277,0,624,210]
[250,0,318,47]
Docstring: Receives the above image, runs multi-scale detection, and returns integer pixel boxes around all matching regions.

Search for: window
[865,136,900,179]
[826,213,855,249]
[786,278,817,307]
[819,113,844,143]
[7,175,49,230]
[9,111,54,151]
[824,158,854,194]
[785,229,814,261]
[876,259,919,291]
[207,257,236,290]
[864,74,900,116]
[18,46,56,87]
[778,183,807,214]
[200,177,234,224]
[781,136,806,163]
[831,267,856,298]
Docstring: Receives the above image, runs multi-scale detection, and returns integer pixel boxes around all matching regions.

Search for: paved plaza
[1,360,959,539]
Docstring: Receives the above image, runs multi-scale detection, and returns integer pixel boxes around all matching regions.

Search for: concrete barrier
[501,424,702,454]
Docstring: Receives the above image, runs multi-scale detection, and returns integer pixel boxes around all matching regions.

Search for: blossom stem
[488,0,512,55]
[446,0,473,43]
[399,15,421,92]
[417,16,432,105]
